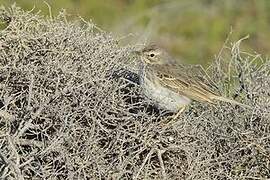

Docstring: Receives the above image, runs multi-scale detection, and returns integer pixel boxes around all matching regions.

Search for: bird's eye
[150,53,155,57]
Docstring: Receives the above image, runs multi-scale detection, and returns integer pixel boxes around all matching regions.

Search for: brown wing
[154,64,220,103]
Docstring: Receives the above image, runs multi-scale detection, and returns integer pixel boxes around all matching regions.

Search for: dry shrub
[0,5,269,180]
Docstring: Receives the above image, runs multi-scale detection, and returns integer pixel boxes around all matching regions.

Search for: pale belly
[142,78,192,112]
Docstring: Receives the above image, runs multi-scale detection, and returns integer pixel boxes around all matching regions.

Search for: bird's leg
[159,106,186,129]
[173,106,186,120]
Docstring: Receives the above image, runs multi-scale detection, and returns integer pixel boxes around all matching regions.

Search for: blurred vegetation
[1,0,270,65]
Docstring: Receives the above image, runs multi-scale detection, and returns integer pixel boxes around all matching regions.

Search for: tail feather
[211,95,252,109]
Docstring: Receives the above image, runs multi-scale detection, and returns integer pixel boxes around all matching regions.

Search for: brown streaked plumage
[134,45,251,118]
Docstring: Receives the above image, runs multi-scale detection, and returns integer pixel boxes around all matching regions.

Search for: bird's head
[134,45,171,65]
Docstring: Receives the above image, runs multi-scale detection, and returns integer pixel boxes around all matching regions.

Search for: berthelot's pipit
[134,45,251,119]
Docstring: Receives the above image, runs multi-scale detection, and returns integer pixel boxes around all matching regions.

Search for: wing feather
[154,64,219,103]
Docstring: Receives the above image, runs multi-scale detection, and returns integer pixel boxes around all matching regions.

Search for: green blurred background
[1,0,270,65]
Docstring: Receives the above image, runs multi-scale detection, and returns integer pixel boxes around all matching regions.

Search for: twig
[134,148,154,180]
[157,149,167,179]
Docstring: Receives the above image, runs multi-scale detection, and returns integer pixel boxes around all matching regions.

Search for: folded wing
[155,64,220,103]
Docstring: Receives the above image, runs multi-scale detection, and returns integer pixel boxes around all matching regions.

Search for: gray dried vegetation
[0,5,269,180]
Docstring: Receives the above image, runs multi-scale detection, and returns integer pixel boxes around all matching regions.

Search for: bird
[134,44,251,119]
